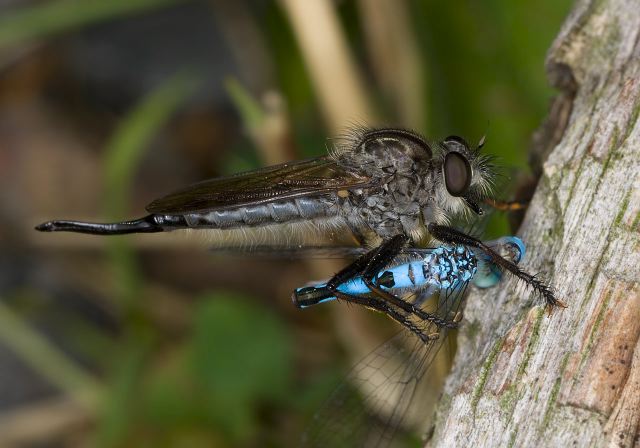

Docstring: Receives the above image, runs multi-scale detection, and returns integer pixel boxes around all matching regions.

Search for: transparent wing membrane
[146,157,374,214]
[209,245,441,259]
[300,283,469,447]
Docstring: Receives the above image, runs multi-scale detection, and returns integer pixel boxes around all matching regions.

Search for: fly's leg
[326,235,457,331]
[428,223,566,310]
[330,290,431,343]
[345,219,371,247]
[484,198,529,211]
[324,237,391,290]
[363,279,457,329]
[358,237,458,328]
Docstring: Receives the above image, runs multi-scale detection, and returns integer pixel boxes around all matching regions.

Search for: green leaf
[95,336,153,448]
[189,293,292,442]
[95,73,198,446]
[142,348,201,426]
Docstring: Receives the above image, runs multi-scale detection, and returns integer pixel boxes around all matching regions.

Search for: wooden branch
[428,0,640,446]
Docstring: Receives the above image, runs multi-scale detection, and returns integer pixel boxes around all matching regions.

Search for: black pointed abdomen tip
[35,221,56,232]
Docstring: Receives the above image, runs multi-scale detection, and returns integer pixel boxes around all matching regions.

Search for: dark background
[0,0,571,446]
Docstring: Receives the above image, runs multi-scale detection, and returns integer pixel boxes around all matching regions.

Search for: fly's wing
[300,282,469,448]
[209,245,439,259]
[146,156,373,214]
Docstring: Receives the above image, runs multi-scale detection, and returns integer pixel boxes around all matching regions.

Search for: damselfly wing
[299,278,469,448]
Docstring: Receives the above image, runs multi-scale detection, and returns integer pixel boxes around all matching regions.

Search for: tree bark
[428,0,640,446]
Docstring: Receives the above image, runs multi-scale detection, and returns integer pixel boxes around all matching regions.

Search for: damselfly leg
[484,197,529,211]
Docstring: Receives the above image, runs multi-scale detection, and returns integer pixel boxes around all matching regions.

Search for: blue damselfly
[294,236,525,447]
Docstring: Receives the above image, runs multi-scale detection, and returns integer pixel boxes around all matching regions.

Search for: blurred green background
[0,0,571,447]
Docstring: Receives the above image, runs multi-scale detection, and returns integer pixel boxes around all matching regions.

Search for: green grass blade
[103,72,199,219]
[0,300,102,409]
[0,0,188,50]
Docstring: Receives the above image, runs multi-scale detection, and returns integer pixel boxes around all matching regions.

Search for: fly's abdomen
[182,197,335,229]
[35,197,337,235]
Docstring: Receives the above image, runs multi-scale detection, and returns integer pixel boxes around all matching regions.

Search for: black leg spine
[323,234,458,335]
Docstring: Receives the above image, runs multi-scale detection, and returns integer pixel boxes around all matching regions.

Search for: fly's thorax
[332,128,436,240]
[331,128,433,176]
[336,172,433,241]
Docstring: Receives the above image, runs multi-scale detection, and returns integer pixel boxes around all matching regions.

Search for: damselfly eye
[443,151,471,197]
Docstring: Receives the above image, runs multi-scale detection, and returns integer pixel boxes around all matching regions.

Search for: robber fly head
[433,135,495,219]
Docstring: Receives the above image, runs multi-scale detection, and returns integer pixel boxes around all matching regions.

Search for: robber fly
[36,127,564,328]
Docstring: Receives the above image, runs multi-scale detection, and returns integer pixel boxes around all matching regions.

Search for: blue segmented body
[293,237,525,308]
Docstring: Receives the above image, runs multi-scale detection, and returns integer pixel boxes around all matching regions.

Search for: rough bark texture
[428,0,640,447]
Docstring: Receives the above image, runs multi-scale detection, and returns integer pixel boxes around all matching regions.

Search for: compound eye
[443,135,469,149]
[443,152,471,197]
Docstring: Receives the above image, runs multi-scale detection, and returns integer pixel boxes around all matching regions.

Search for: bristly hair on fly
[328,126,498,225]
[326,123,376,160]
[431,134,497,221]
